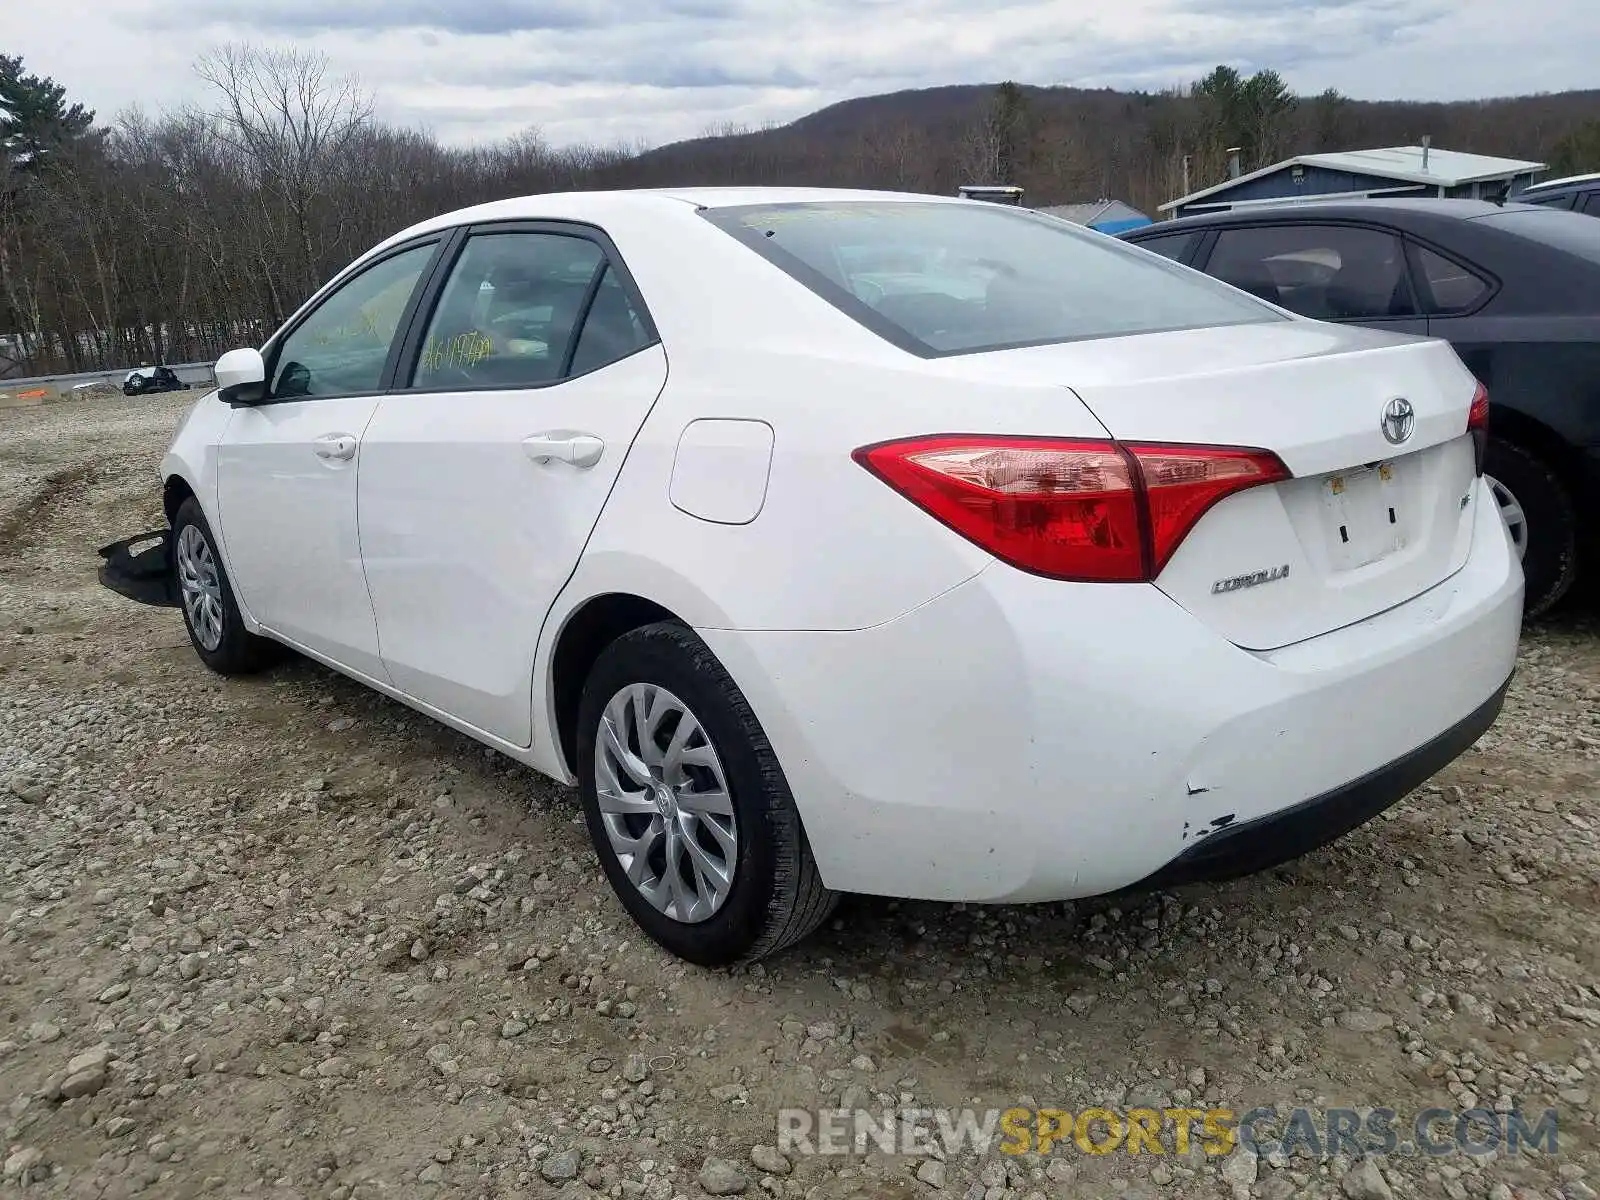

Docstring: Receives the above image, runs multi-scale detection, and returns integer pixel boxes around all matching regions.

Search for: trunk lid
[948,321,1484,650]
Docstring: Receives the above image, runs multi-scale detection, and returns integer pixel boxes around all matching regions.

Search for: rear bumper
[700,473,1524,903]
[1121,671,1511,892]
[97,529,177,607]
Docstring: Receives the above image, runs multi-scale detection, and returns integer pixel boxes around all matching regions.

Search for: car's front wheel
[575,622,836,966]
[171,497,281,675]
[1483,438,1578,618]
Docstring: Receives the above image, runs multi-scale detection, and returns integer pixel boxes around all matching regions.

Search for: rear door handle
[313,434,357,462]
[522,433,605,469]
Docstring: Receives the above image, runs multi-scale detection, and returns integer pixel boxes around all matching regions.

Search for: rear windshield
[700,201,1285,357]
[1472,207,1600,265]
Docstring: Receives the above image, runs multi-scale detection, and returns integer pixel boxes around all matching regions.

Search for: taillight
[1467,382,1489,476]
[853,434,1290,583]
[1131,444,1292,573]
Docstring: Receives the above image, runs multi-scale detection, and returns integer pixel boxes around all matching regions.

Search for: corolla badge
[1381,397,1415,446]
[1211,564,1290,595]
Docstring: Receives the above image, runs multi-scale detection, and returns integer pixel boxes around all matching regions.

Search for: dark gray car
[1518,172,1600,216]
[1122,198,1600,617]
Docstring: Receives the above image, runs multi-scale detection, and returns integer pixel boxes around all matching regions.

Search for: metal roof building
[1159,144,1547,219]
[1035,198,1152,234]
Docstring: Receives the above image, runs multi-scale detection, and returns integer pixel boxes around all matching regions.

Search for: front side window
[409,232,606,389]
[1204,224,1417,321]
[270,243,436,400]
[700,201,1282,357]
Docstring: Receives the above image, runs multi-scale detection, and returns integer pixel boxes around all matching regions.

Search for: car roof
[383,186,964,243]
[659,186,966,208]
[360,186,1012,271]
[1125,197,1541,235]
[1521,171,1600,194]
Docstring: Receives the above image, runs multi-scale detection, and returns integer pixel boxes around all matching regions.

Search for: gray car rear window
[700,201,1285,357]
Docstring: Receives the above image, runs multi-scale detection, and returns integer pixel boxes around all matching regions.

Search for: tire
[171,497,281,675]
[575,622,837,966]
[1484,438,1578,619]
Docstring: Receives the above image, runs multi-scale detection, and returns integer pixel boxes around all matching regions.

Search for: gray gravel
[2,392,1598,1199]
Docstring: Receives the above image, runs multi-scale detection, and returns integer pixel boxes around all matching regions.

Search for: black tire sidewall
[1484,438,1577,618]
[575,624,789,967]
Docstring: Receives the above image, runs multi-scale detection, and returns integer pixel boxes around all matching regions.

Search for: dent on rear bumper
[699,476,1523,903]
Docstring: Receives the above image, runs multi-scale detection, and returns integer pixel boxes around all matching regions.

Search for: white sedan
[97,188,1524,966]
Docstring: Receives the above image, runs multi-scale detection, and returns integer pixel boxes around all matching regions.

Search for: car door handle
[313,435,358,462]
[522,433,605,469]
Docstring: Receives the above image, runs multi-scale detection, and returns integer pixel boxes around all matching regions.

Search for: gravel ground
[2,392,1599,1200]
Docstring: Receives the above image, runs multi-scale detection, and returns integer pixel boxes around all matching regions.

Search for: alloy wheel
[593,682,738,923]
[1485,473,1528,562]
[176,524,226,651]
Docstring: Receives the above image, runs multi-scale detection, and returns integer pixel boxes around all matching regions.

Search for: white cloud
[12,0,1596,148]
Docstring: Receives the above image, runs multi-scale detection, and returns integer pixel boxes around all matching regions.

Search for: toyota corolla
[97,188,1523,966]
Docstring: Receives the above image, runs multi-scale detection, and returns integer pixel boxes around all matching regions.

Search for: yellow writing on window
[420,330,494,375]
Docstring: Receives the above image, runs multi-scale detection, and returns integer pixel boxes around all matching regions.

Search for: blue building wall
[1172,164,1542,217]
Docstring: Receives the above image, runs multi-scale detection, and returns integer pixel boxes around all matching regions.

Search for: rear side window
[1128,231,1199,263]
[1411,245,1492,315]
[409,232,606,389]
[1203,224,1417,320]
[699,201,1282,357]
[568,266,652,376]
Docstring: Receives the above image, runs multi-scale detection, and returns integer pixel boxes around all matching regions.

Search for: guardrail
[1,360,217,394]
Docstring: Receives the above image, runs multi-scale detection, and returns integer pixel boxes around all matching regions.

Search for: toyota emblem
[1381,397,1415,446]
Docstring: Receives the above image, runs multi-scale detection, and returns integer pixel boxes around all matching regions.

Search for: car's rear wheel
[1483,438,1578,618]
[172,497,281,675]
[575,622,836,966]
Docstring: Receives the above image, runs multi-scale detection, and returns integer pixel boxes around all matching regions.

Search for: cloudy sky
[14,0,1599,149]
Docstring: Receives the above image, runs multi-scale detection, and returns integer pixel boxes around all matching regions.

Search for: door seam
[353,399,395,687]
[526,345,674,753]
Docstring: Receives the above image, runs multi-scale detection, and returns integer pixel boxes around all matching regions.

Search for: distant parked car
[1122,198,1600,616]
[1516,172,1600,216]
[123,365,192,396]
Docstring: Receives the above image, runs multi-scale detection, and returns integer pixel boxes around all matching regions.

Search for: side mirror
[215,348,267,406]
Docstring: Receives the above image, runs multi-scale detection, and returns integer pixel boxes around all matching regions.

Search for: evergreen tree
[990,81,1029,181]
[0,54,96,172]
[1191,65,1297,177]
[1549,120,1600,175]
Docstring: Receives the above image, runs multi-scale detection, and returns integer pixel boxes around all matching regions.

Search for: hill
[617,79,1600,214]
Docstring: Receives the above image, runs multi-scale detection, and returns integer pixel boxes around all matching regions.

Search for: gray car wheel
[576,622,837,966]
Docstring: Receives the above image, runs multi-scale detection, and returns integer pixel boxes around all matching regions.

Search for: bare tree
[195,43,373,314]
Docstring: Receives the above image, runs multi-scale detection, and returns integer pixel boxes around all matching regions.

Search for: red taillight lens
[1127,443,1291,573]
[853,434,1289,583]
[1467,382,1489,475]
